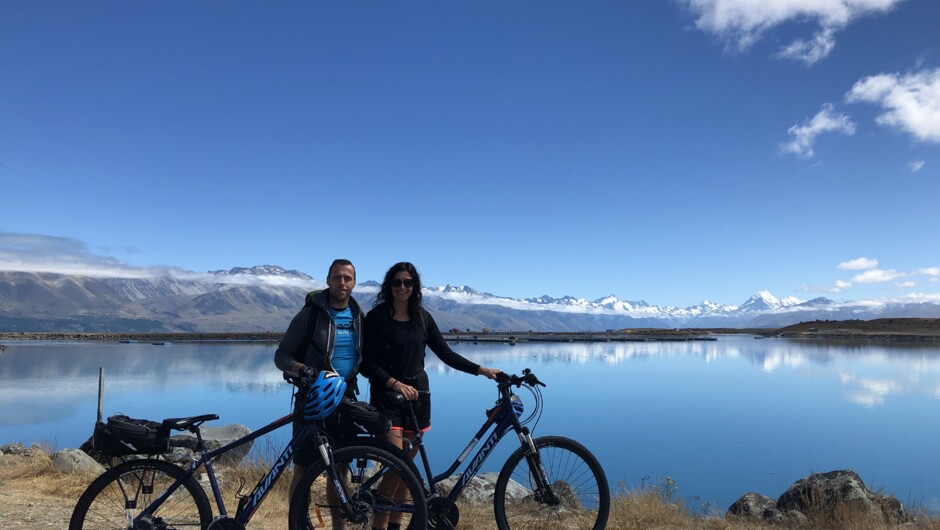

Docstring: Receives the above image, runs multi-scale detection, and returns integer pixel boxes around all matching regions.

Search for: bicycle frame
[405,382,541,503]
[134,412,321,526]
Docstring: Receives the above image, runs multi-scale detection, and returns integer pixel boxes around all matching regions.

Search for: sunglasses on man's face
[392,279,415,288]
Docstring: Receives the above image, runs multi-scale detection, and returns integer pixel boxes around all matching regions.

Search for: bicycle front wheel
[494,435,610,530]
[69,458,212,530]
[288,445,427,530]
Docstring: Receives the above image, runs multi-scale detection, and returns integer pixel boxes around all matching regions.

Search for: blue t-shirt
[329,306,357,379]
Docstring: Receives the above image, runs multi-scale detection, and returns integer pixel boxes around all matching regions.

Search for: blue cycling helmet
[303,371,346,421]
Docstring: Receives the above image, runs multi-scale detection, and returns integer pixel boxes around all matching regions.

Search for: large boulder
[777,469,909,525]
[435,472,529,503]
[52,449,106,474]
[727,470,910,526]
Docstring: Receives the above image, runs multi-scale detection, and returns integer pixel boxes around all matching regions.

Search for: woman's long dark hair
[374,261,423,323]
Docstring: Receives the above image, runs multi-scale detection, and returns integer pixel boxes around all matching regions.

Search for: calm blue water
[1,336,939,512]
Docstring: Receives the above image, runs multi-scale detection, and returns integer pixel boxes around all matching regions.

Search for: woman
[362,262,499,530]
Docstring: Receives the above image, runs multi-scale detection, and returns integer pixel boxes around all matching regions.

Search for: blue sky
[1,0,938,308]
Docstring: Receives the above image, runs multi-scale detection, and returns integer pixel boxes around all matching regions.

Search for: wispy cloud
[846,67,940,143]
[679,0,906,65]
[0,231,318,288]
[773,27,835,65]
[0,232,151,278]
[908,160,925,172]
[918,267,940,283]
[894,281,916,289]
[838,257,878,270]
[851,268,902,283]
[781,103,856,158]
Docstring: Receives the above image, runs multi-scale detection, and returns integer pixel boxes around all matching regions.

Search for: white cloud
[838,257,878,270]
[774,27,835,65]
[835,279,853,290]
[894,281,916,289]
[0,232,150,278]
[908,160,925,172]
[0,231,319,288]
[918,267,940,283]
[846,67,940,143]
[781,103,856,158]
[680,0,905,64]
[851,268,902,283]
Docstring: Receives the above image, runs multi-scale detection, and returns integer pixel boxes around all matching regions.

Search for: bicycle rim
[289,445,427,530]
[494,436,610,530]
[69,459,212,530]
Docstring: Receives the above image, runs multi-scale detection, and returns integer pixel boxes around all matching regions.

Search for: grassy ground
[3,448,940,530]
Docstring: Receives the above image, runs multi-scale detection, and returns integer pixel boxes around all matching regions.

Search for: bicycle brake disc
[206,517,246,530]
[428,496,459,530]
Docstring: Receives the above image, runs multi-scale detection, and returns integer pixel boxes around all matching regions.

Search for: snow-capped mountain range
[0,266,937,333]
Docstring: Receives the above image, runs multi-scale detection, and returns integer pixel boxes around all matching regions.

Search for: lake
[1,336,939,513]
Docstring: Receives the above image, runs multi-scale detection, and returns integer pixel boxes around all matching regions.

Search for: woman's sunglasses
[391,279,415,288]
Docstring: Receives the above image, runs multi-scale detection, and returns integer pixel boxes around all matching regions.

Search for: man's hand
[299,365,317,386]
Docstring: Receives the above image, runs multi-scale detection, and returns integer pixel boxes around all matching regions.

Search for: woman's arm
[424,310,485,375]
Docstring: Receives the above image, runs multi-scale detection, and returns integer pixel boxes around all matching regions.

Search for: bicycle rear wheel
[494,435,610,530]
[69,458,212,530]
[288,445,427,530]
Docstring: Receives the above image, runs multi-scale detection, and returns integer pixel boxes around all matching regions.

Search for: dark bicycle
[302,368,610,530]
[69,372,427,530]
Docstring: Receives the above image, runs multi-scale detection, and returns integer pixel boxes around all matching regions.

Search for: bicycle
[311,368,610,530]
[69,373,428,530]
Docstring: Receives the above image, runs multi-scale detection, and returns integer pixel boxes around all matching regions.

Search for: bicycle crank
[428,496,459,530]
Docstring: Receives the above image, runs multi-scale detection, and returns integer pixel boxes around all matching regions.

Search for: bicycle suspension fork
[516,426,560,506]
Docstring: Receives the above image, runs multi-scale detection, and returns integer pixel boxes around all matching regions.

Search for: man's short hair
[328,259,356,279]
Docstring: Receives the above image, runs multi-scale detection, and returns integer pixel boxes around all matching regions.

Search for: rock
[776,469,910,525]
[170,424,253,465]
[52,449,106,474]
[435,472,529,503]
[1,442,28,455]
[727,492,775,520]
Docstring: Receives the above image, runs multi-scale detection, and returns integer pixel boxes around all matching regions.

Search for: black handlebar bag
[324,397,390,438]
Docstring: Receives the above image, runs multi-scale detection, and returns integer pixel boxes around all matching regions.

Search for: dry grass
[4,449,940,530]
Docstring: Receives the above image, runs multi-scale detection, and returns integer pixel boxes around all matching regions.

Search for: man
[274,258,362,495]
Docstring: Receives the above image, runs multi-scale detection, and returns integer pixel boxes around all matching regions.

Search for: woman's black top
[361,303,480,392]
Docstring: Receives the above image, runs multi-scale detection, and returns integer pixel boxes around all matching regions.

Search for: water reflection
[2,336,940,511]
[439,337,940,409]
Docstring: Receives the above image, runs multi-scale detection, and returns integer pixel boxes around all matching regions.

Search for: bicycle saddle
[162,414,219,430]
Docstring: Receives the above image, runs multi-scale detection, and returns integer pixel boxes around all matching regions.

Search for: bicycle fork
[517,427,560,506]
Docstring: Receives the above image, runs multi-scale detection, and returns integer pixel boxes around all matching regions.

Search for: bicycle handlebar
[497,368,546,388]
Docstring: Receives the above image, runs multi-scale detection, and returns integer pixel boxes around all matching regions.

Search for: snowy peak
[739,291,781,312]
[209,265,312,280]
[797,297,836,307]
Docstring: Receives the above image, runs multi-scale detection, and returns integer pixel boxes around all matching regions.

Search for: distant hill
[1,266,938,332]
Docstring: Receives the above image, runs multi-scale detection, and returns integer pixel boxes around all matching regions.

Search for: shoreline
[3,323,940,345]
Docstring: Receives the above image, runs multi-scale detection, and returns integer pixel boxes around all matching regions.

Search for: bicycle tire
[288,445,428,530]
[494,435,610,530]
[69,458,212,530]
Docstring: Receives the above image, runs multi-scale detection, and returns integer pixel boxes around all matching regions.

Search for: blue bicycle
[304,368,611,530]
[69,373,427,530]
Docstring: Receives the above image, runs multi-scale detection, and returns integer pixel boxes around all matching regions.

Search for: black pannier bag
[92,414,171,456]
[325,397,390,437]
